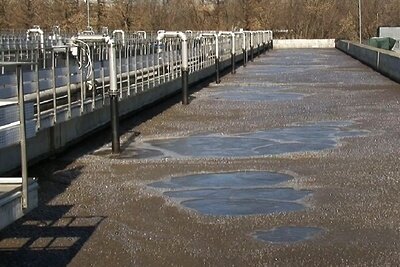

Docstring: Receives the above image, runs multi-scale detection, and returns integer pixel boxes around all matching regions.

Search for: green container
[368,37,396,50]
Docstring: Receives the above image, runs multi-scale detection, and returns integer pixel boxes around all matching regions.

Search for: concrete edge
[336,40,400,83]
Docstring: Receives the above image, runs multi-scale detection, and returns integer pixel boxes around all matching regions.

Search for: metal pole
[215,35,220,83]
[359,0,362,44]
[241,32,247,67]
[109,40,120,153]
[231,33,236,74]
[250,32,254,62]
[181,38,189,105]
[87,0,90,28]
[17,64,28,209]
[182,69,188,105]
[215,57,220,84]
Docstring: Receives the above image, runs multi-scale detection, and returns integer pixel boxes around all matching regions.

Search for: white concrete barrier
[274,39,335,49]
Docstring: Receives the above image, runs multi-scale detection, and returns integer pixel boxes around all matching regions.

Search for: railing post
[250,32,254,62]
[181,37,189,105]
[270,31,274,49]
[108,39,120,153]
[16,63,28,209]
[215,35,220,83]
[241,31,247,67]
[231,32,236,74]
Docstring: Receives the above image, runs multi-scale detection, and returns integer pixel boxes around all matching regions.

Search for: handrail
[0,29,274,156]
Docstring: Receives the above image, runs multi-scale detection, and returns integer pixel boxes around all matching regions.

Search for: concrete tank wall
[336,40,400,83]
[274,39,335,49]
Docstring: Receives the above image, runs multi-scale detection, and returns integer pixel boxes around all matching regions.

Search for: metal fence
[0,29,273,148]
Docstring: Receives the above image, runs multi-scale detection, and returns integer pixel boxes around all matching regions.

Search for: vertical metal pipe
[241,31,247,67]
[161,40,166,83]
[173,40,177,79]
[134,42,138,93]
[243,49,247,67]
[119,44,123,98]
[91,46,96,110]
[80,51,84,114]
[140,42,144,92]
[110,95,120,153]
[181,38,189,105]
[17,64,28,209]
[146,41,150,89]
[42,47,46,69]
[168,40,172,81]
[188,39,192,72]
[231,53,235,74]
[101,47,106,105]
[263,32,267,54]
[151,39,156,88]
[66,47,72,118]
[108,40,120,153]
[182,70,188,105]
[87,0,90,28]
[35,48,41,129]
[127,44,131,95]
[157,42,161,85]
[51,49,57,124]
[215,57,220,84]
[1,50,4,74]
[231,33,236,74]
[250,32,254,62]
[215,35,219,72]
[358,0,362,44]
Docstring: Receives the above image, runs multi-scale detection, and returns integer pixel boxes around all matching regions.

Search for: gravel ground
[1,48,400,266]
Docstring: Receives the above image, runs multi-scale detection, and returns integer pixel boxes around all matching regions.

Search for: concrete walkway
[1,48,400,266]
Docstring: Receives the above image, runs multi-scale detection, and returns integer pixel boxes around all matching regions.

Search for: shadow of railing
[0,204,105,266]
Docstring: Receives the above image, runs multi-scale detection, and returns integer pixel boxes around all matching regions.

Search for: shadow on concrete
[0,204,105,267]
[0,163,106,266]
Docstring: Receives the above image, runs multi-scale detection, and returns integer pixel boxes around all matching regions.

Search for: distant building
[378,27,400,39]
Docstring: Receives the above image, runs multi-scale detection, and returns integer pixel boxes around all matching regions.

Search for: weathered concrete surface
[1,48,400,266]
[274,39,335,49]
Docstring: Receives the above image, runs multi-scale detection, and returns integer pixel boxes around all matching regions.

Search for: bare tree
[1,0,399,40]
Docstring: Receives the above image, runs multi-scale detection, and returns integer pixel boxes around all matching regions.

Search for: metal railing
[0,29,273,146]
